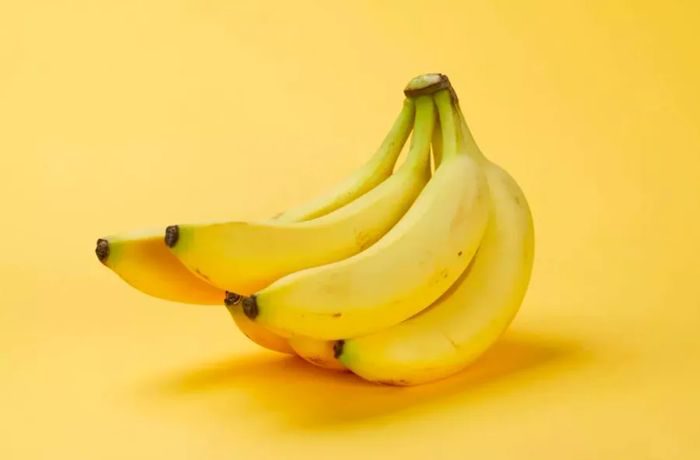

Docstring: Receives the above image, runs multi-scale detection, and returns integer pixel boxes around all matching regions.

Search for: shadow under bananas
[144,330,589,429]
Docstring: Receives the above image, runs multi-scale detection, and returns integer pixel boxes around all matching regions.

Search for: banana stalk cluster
[96,74,534,385]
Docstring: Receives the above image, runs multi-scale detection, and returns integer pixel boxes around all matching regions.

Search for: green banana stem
[454,102,487,163]
[396,95,435,174]
[434,90,459,162]
[431,110,443,168]
[367,98,416,173]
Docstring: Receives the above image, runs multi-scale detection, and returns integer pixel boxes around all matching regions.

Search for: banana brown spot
[305,356,325,366]
[333,340,345,358]
[355,229,373,250]
[458,251,463,256]
[164,225,179,247]
[377,378,411,386]
[332,312,342,318]
[95,239,110,262]
[242,295,259,319]
[194,268,210,281]
[224,291,242,306]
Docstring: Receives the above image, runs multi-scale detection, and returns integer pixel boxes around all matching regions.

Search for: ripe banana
[165,96,432,296]
[95,229,224,305]
[335,85,535,385]
[239,84,490,340]
[96,98,415,356]
[95,230,295,354]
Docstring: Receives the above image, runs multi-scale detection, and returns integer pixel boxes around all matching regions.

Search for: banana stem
[434,90,459,161]
[368,98,415,172]
[406,73,485,164]
[432,111,443,168]
[397,95,435,174]
[454,102,487,163]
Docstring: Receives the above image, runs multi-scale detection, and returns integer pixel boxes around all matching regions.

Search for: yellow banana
[165,96,432,295]
[240,81,490,340]
[336,86,535,385]
[95,230,295,353]
[95,229,224,305]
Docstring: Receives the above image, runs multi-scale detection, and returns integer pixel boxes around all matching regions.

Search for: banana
[165,96,432,295]
[95,229,224,305]
[95,230,295,353]
[335,85,535,385]
[95,98,415,354]
[239,80,490,341]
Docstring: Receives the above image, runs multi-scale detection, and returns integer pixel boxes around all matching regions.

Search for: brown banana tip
[242,295,259,319]
[164,225,179,248]
[224,291,242,307]
[333,340,345,359]
[403,73,453,98]
[95,238,110,262]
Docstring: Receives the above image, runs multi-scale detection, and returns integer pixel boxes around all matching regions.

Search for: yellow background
[1,1,699,458]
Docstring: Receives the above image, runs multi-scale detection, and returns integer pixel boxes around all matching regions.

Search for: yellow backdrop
[1,1,698,458]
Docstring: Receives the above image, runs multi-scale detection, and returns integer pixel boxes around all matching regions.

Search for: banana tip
[242,295,259,319]
[333,340,345,359]
[164,225,179,248]
[95,238,110,263]
[224,291,242,307]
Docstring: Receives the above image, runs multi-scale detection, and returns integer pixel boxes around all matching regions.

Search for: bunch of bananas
[96,74,534,385]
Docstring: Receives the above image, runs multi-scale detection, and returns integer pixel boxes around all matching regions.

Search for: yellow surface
[1,1,698,458]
